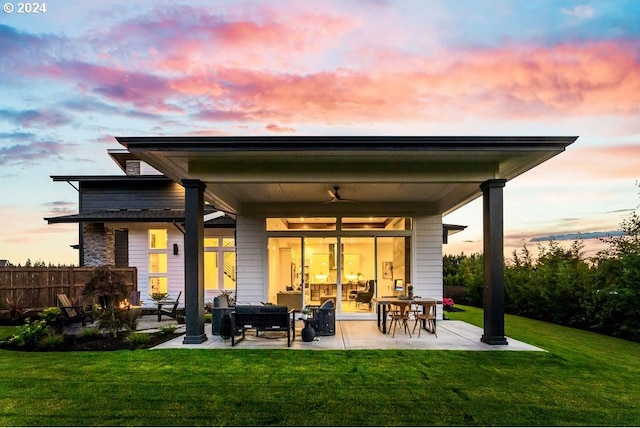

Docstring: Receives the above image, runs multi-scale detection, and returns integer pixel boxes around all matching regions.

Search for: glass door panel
[303,237,337,308]
[204,252,219,290]
[267,237,303,310]
[341,237,375,314]
[376,237,411,299]
[222,251,236,290]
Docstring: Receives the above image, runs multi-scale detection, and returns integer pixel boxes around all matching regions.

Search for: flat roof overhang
[116,136,577,215]
[45,209,235,228]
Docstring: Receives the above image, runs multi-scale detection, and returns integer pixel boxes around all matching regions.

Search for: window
[204,236,237,291]
[149,229,168,294]
[266,216,413,314]
[341,217,412,231]
[266,217,337,231]
[149,253,167,273]
[204,252,219,289]
[149,229,167,249]
[150,277,168,294]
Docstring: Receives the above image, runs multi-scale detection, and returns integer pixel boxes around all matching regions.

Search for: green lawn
[1,306,639,426]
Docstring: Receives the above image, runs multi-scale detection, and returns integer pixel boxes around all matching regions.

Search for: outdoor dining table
[374,297,441,335]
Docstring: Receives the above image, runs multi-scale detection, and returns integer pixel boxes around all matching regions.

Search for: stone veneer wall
[83,223,115,266]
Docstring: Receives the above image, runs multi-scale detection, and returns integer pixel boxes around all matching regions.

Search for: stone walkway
[63,314,185,335]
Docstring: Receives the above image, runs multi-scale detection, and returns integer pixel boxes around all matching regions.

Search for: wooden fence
[0,266,137,312]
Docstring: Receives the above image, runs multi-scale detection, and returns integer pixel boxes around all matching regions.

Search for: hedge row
[444,210,640,342]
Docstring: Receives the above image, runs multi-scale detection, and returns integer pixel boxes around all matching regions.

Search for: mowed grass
[1,306,639,426]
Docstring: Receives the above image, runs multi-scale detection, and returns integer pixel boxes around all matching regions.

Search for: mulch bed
[0,331,183,352]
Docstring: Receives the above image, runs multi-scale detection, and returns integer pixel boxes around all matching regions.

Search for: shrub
[39,307,62,325]
[38,334,65,349]
[5,318,50,347]
[443,297,455,310]
[204,300,214,313]
[83,266,130,304]
[161,324,178,334]
[5,294,33,322]
[78,327,102,339]
[126,332,150,347]
[83,266,131,337]
[204,313,212,323]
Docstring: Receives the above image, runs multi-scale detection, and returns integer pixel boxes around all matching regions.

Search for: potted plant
[300,307,312,320]
[150,292,168,302]
[299,307,315,342]
[407,284,414,299]
[215,290,233,307]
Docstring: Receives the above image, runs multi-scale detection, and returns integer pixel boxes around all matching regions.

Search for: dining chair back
[388,300,412,338]
[412,301,437,337]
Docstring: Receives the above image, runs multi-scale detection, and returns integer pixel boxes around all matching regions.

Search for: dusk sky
[1,0,639,265]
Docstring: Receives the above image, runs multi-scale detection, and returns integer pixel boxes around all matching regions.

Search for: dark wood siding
[80,180,185,212]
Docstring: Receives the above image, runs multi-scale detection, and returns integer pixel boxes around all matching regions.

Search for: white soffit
[118,136,576,215]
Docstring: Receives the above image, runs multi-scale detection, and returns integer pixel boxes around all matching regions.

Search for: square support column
[182,179,207,344]
[480,179,508,345]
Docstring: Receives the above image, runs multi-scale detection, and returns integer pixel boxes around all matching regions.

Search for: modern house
[47,136,576,346]
[45,150,237,305]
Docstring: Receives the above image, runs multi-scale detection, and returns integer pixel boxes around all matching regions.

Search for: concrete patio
[146,317,544,351]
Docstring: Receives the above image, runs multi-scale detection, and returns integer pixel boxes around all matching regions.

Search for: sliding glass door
[340,237,375,313]
[267,237,303,310]
[266,216,412,316]
[303,237,337,308]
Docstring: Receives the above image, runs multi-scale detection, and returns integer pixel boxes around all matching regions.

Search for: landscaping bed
[0,329,182,352]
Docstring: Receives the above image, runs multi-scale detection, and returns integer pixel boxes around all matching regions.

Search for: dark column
[182,179,207,344]
[480,179,508,345]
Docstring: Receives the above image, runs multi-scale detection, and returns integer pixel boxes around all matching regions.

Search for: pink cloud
[50,61,183,113]
[6,6,640,126]
[97,5,358,73]
[459,41,640,116]
[266,123,295,133]
[525,143,640,182]
[164,40,640,124]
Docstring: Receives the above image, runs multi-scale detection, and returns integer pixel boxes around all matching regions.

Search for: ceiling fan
[325,186,358,203]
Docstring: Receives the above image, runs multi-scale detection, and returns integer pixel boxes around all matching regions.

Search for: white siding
[236,215,266,304]
[166,228,185,305]
[127,224,184,308]
[413,215,444,319]
[127,225,149,305]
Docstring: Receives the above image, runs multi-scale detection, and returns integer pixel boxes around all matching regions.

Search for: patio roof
[116,136,576,216]
[114,135,576,346]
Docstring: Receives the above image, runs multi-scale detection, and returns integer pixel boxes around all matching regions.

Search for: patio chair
[157,291,182,321]
[57,293,93,326]
[412,301,437,337]
[355,280,375,309]
[388,300,412,338]
[307,298,336,336]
